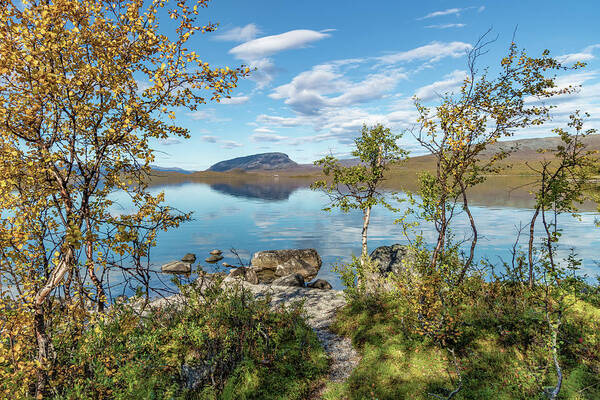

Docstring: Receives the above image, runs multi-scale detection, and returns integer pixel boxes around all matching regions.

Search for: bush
[2,279,328,399]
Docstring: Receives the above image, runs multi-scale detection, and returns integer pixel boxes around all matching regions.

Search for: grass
[322,281,600,400]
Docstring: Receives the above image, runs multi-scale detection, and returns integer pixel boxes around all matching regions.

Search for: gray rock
[272,273,305,287]
[366,244,416,291]
[307,279,333,290]
[222,262,235,268]
[224,267,260,285]
[205,254,224,263]
[181,253,196,263]
[250,248,322,283]
[209,249,222,255]
[161,261,192,273]
[245,268,259,285]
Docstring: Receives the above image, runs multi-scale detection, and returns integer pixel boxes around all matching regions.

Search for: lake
[106,178,600,293]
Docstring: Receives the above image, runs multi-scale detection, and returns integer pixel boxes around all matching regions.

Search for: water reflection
[209,181,303,201]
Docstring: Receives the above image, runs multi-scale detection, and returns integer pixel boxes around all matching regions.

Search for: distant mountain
[207,152,298,172]
[151,165,196,174]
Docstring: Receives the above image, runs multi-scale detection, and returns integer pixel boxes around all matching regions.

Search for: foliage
[411,34,584,281]
[1,278,328,399]
[312,124,408,261]
[525,112,598,286]
[0,0,247,395]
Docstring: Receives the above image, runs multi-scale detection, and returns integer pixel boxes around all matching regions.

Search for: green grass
[322,284,600,400]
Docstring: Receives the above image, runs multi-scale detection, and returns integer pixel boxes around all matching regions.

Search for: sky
[149,0,600,170]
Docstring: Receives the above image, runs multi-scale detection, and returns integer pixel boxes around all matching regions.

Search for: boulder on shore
[307,279,332,290]
[161,261,192,273]
[366,244,416,291]
[272,273,305,287]
[250,248,321,283]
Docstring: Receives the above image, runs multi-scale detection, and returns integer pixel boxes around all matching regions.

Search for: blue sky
[151,0,600,170]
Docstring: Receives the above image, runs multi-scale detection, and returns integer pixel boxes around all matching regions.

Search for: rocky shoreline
[154,245,409,392]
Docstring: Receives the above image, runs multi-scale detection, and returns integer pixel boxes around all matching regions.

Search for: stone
[369,244,412,276]
[222,262,235,268]
[209,249,222,255]
[224,267,259,285]
[205,254,224,263]
[245,268,259,285]
[307,279,333,290]
[181,253,196,263]
[272,273,305,287]
[161,260,192,273]
[227,267,246,279]
[250,248,322,282]
[366,244,416,291]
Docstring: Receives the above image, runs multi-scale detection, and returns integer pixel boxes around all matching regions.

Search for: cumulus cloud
[219,95,250,105]
[414,70,467,101]
[229,29,331,88]
[377,41,472,64]
[425,23,466,29]
[269,63,406,116]
[214,23,261,42]
[556,44,600,65]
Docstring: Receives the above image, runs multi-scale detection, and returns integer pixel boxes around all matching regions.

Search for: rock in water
[181,253,196,263]
[250,249,321,283]
[307,279,333,290]
[205,254,224,263]
[161,261,192,273]
[272,273,305,287]
[209,249,222,256]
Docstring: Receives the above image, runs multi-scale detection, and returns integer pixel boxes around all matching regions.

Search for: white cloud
[250,133,288,142]
[254,127,276,133]
[378,41,472,64]
[425,23,466,29]
[219,95,250,105]
[220,140,243,149]
[269,63,406,115]
[556,44,600,65]
[229,29,331,88]
[214,24,261,42]
[414,70,467,101]
[417,8,463,20]
[201,135,218,143]
[229,30,331,60]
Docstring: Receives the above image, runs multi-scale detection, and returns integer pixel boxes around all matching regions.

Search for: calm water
[107,180,600,292]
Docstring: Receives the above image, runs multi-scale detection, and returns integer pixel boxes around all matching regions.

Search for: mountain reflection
[209,181,305,201]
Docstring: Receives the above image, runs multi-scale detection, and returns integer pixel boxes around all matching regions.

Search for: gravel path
[246,284,360,384]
